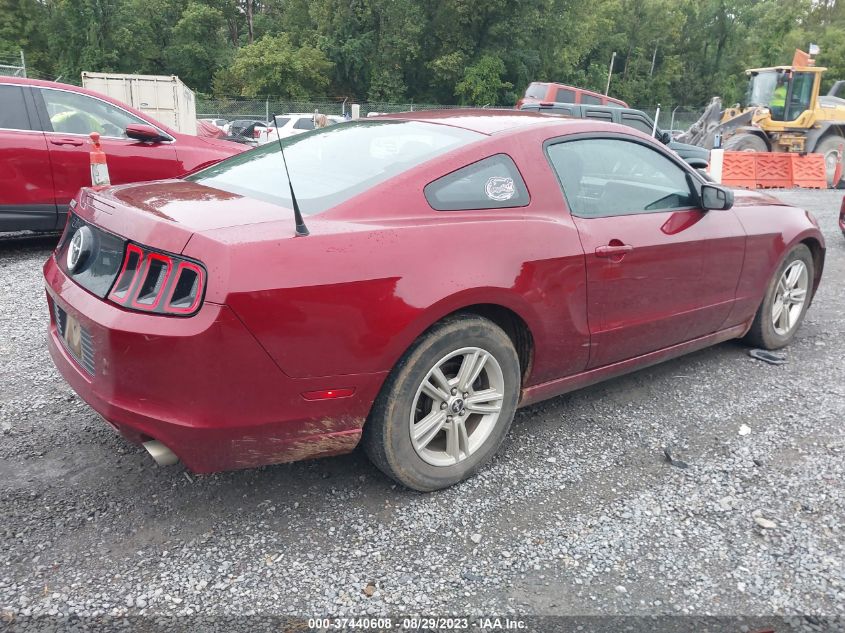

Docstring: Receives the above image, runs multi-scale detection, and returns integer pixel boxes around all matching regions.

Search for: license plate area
[54,302,95,375]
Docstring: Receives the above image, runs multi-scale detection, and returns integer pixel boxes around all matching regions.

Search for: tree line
[2,0,844,107]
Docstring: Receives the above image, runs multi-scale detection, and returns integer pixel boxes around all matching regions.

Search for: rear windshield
[187,120,483,215]
[524,83,548,99]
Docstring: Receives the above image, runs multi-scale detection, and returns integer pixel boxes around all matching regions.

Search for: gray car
[519,102,710,169]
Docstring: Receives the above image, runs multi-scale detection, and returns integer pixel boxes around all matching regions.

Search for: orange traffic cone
[89,132,111,188]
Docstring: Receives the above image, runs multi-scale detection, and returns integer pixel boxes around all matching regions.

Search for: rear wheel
[744,244,814,350]
[814,135,844,188]
[363,315,520,491]
[723,133,768,152]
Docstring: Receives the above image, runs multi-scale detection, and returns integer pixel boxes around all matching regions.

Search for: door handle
[50,138,84,146]
[595,243,634,258]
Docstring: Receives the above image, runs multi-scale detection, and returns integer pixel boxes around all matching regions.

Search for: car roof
[522,102,637,115]
[380,108,566,135]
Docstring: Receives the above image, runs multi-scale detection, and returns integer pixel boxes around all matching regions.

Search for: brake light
[108,243,206,316]
[253,128,261,138]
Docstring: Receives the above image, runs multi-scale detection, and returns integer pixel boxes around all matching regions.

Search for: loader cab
[745,67,821,122]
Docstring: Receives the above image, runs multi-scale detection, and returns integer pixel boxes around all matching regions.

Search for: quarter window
[0,85,33,130]
[425,154,529,211]
[546,138,696,218]
[580,94,602,105]
[40,88,146,138]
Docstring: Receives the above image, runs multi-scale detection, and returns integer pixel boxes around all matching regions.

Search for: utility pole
[650,45,658,76]
[20,49,26,78]
[605,51,616,95]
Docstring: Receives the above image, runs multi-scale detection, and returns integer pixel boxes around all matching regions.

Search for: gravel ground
[0,190,843,631]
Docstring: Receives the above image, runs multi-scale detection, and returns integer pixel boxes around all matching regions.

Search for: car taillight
[253,128,261,138]
[108,243,206,316]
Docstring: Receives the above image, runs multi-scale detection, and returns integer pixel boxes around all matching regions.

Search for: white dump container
[81,72,197,135]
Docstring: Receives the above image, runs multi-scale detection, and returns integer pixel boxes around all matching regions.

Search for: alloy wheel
[772,260,809,336]
[409,347,505,467]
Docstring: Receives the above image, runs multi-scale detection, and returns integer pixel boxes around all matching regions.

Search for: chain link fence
[196,97,475,121]
[637,106,705,134]
[197,97,705,135]
[0,52,26,78]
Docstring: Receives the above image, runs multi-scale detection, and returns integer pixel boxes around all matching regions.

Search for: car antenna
[272,114,309,237]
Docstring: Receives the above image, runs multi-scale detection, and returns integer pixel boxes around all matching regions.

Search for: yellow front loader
[680,48,845,186]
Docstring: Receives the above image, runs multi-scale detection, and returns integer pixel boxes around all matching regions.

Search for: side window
[0,85,33,130]
[785,72,814,121]
[580,94,602,105]
[293,118,315,130]
[41,88,146,138]
[546,138,696,218]
[425,154,529,211]
[585,110,612,122]
[540,106,573,115]
[621,114,654,135]
[555,88,575,103]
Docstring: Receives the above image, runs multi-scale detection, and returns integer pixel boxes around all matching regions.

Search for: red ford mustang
[44,111,825,491]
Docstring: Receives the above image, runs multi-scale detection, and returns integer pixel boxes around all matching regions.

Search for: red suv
[0,77,245,232]
[516,82,628,109]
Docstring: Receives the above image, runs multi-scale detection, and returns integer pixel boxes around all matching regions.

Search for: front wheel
[722,133,768,152]
[363,315,520,491]
[744,244,814,350]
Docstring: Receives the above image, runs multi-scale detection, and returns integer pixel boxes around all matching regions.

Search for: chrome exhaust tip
[142,440,179,467]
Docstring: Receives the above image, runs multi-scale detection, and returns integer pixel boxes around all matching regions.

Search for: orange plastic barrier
[789,153,827,189]
[721,152,757,188]
[754,153,793,189]
[718,151,830,189]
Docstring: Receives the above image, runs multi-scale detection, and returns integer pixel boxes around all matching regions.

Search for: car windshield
[186,120,484,215]
[524,83,547,99]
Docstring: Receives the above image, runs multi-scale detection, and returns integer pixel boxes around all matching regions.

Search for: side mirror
[659,130,672,144]
[701,183,734,211]
[126,124,167,143]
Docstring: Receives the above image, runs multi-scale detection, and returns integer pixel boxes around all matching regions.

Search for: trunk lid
[78,180,293,253]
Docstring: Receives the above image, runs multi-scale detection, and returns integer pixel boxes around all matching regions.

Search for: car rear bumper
[43,255,385,473]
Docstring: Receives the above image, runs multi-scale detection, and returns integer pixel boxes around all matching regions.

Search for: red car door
[0,83,57,231]
[546,136,745,368]
[34,86,180,214]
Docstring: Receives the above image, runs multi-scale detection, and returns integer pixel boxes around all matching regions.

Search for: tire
[814,135,844,188]
[363,315,520,491]
[722,133,768,152]
[744,244,814,350]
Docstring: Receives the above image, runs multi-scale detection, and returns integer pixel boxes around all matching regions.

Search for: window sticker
[485,176,515,201]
